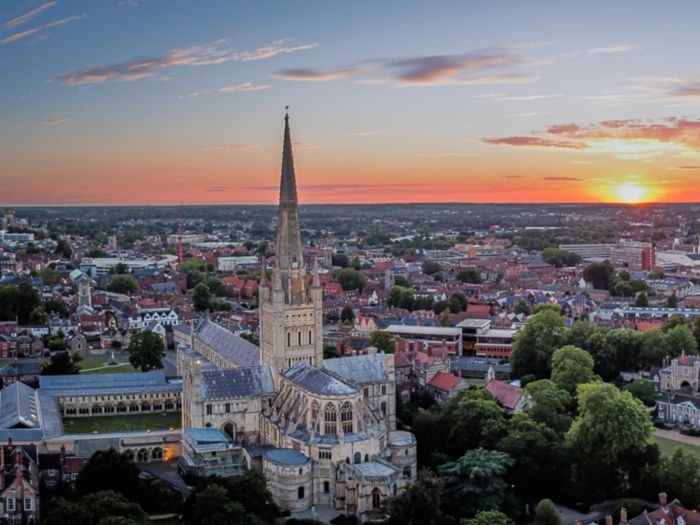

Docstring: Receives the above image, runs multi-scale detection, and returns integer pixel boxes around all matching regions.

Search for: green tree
[394,275,410,288]
[55,238,73,258]
[514,299,531,316]
[41,267,59,286]
[0,283,45,324]
[448,292,468,313]
[127,330,165,372]
[192,282,214,311]
[387,470,449,525]
[525,379,573,433]
[43,491,149,525]
[658,447,700,508]
[665,324,698,357]
[456,267,482,284]
[694,317,700,350]
[533,499,562,525]
[583,260,615,290]
[181,484,258,525]
[41,351,80,375]
[635,291,649,307]
[566,383,656,501]
[551,345,597,397]
[440,309,452,327]
[541,248,581,268]
[639,329,668,368]
[461,511,513,525]
[335,268,368,292]
[370,331,395,354]
[532,303,562,315]
[510,310,567,379]
[113,263,130,275]
[106,275,139,294]
[340,305,355,323]
[331,253,350,267]
[422,261,442,275]
[438,448,514,519]
[497,413,567,501]
[76,449,141,500]
[664,314,689,332]
[666,293,678,308]
[624,379,658,407]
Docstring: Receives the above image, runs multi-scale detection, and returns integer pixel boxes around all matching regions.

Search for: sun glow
[613,181,649,204]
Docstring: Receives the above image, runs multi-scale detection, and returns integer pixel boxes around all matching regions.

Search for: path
[655,428,700,446]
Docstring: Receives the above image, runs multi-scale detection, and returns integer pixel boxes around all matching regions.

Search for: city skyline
[2,0,700,205]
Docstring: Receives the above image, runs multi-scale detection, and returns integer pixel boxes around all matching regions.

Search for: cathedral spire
[274,111,306,303]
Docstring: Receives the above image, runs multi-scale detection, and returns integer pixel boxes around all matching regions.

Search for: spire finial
[285,105,289,121]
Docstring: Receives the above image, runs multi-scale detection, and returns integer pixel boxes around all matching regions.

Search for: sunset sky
[1,0,700,205]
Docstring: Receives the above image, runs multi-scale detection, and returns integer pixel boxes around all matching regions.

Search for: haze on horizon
[2,0,700,206]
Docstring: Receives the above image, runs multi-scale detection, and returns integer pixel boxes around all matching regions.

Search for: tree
[639,329,668,369]
[510,310,567,379]
[694,317,700,350]
[438,448,514,519]
[112,263,130,275]
[541,248,581,268]
[456,267,482,284]
[394,275,410,288]
[340,305,355,323]
[41,351,80,375]
[624,379,658,407]
[533,499,562,525]
[440,309,452,327]
[635,291,649,307]
[127,330,165,372]
[41,267,59,286]
[422,261,442,275]
[583,260,615,290]
[106,275,139,294]
[370,331,395,354]
[665,325,698,357]
[658,447,700,508]
[551,345,597,397]
[76,449,142,500]
[331,253,350,268]
[667,293,678,308]
[566,383,656,501]
[525,380,572,434]
[43,491,149,525]
[448,292,468,313]
[497,414,567,501]
[335,268,368,292]
[461,511,513,525]
[514,299,531,316]
[0,283,45,324]
[664,314,689,332]
[192,282,214,311]
[181,484,256,525]
[387,470,450,525]
[55,238,73,258]
[532,303,562,315]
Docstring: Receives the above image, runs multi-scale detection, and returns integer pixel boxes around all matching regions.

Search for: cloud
[482,93,563,101]
[350,131,385,137]
[218,82,270,92]
[3,2,57,30]
[41,117,70,125]
[275,67,363,81]
[586,44,639,55]
[205,186,230,192]
[542,176,581,181]
[243,183,425,192]
[482,136,586,149]
[672,165,700,170]
[178,89,211,99]
[509,111,551,118]
[2,14,84,45]
[276,45,546,87]
[52,39,316,85]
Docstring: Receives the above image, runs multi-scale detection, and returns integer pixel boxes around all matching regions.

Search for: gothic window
[324,403,337,435]
[403,466,412,478]
[324,481,330,493]
[341,401,353,434]
[372,488,381,509]
[288,332,291,346]
[382,385,387,395]
[298,486,305,499]
[311,401,319,424]
[308,330,312,344]
[206,404,212,415]
[381,401,386,415]
[225,403,230,413]
[354,451,361,464]
[298,331,302,346]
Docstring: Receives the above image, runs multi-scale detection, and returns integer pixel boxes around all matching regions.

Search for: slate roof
[195,319,260,367]
[1,362,42,377]
[284,362,358,396]
[0,381,39,429]
[264,448,310,466]
[201,365,275,400]
[485,379,523,410]
[39,370,181,397]
[323,353,387,384]
[349,459,399,479]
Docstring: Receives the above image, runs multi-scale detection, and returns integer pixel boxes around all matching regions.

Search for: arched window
[308,330,312,344]
[341,402,353,434]
[298,486,305,499]
[311,401,319,427]
[365,454,369,462]
[287,332,291,346]
[324,481,330,493]
[372,488,381,509]
[354,452,361,464]
[298,331,302,346]
[380,401,386,415]
[403,466,412,478]
[324,403,337,435]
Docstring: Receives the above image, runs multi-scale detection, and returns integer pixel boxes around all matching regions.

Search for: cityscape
[2,2,700,525]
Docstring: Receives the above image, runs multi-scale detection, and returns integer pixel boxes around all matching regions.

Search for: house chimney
[605,515,613,525]
[620,507,628,524]
[659,492,668,506]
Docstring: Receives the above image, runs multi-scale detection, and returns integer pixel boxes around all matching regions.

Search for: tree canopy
[510,309,567,379]
[127,330,165,372]
[106,275,139,294]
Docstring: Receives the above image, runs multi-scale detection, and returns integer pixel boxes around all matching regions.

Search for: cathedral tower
[259,113,323,378]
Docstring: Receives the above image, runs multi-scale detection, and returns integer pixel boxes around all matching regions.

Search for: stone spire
[274,112,306,304]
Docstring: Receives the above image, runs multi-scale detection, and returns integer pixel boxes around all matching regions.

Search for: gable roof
[427,371,460,392]
[323,353,388,384]
[201,365,275,400]
[284,362,358,396]
[0,381,40,429]
[485,379,523,410]
[195,318,260,367]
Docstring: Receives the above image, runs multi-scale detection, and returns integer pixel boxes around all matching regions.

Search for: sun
[613,182,649,204]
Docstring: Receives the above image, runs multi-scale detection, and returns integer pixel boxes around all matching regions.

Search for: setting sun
[613,182,649,204]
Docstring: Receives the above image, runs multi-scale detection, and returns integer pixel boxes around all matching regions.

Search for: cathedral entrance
[223,422,236,441]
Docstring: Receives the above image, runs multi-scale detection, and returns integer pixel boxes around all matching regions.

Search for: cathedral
[178,114,417,522]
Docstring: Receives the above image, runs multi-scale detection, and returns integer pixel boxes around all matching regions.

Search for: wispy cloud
[275,67,363,81]
[218,81,270,93]
[52,39,316,85]
[177,89,211,99]
[2,14,85,45]
[509,111,551,117]
[586,44,639,55]
[3,1,57,30]
[41,117,70,125]
[543,176,581,181]
[275,45,546,87]
[479,93,563,101]
[483,136,586,149]
[350,130,385,137]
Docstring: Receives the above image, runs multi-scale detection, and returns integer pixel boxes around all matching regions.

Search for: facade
[128,307,180,330]
[384,325,463,355]
[179,115,416,523]
[0,444,40,525]
[657,356,700,427]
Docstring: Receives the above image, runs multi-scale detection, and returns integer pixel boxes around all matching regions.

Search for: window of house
[24,498,32,511]
[6,498,15,512]
[403,466,412,478]
[372,489,381,509]
[206,404,212,415]
[381,385,387,395]
[341,402,353,434]
[319,448,332,460]
[324,403,337,435]
[225,403,231,413]
[298,332,302,346]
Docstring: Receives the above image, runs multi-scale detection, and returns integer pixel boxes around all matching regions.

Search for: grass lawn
[78,356,136,374]
[62,412,181,434]
[655,435,700,460]
[81,362,137,374]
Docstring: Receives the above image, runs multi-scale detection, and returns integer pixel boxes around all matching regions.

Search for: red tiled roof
[428,371,460,391]
[485,379,523,410]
